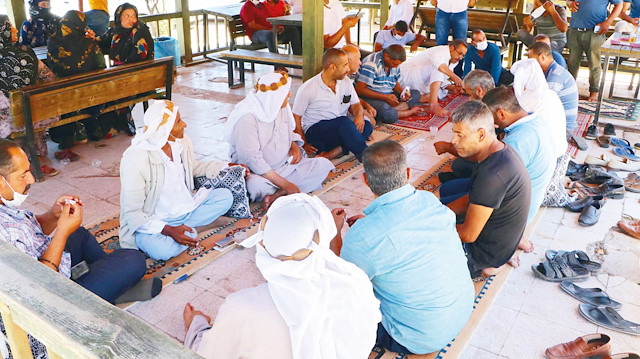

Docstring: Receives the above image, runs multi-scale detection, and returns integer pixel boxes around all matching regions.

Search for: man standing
[374,21,426,52]
[444,101,531,277]
[517,0,568,53]
[239,0,302,54]
[293,48,371,161]
[334,140,475,355]
[463,30,513,85]
[432,0,476,45]
[566,0,622,101]
[356,45,421,124]
[399,40,467,116]
[529,41,579,131]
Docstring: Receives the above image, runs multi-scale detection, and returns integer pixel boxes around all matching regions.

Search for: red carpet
[395,93,470,132]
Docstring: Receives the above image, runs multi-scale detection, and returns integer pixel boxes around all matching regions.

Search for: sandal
[546,250,602,273]
[579,304,640,336]
[40,165,59,177]
[613,147,640,162]
[561,281,622,309]
[610,137,633,149]
[531,255,590,282]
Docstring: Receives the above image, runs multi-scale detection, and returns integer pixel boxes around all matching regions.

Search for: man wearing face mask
[0,139,159,305]
[21,0,60,47]
[239,0,302,55]
[462,29,513,86]
[374,21,426,52]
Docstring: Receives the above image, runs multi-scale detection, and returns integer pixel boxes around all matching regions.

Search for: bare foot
[431,104,450,117]
[262,189,286,210]
[183,303,211,332]
[481,263,507,276]
[507,253,521,268]
[317,146,343,160]
[518,237,534,253]
[588,92,599,102]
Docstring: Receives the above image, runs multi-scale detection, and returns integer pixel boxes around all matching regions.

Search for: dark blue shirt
[463,42,502,85]
[552,51,567,68]
[624,0,640,18]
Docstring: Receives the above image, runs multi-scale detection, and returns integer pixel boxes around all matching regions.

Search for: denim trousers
[566,28,605,93]
[439,177,472,205]
[376,322,413,354]
[435,9,468,45]
[361,89,421,125]
[305,116,373,162]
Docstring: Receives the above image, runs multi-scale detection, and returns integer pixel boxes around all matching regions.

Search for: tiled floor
[21,58,640,357]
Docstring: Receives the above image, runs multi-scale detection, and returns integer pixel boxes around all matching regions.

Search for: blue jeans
[65,227,146,304]
[439,178,471,205]
[84,9,109,36]
[361,89,421,125]
[305,116,373,162]
[376,322,413,354]
[251,27,302,55]
[136,188,234,260]
[435,9,468,45]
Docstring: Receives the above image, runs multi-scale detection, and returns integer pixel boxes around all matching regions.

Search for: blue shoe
[613,146,640,162]
[610,137,633,149]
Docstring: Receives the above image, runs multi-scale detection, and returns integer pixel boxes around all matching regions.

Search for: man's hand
[430,0,437,6]
[289,143,303,164]
[51,195,83,219]
[633,17,640,26]
[56,203,82,238]
[85,29,96,39]
[229,163,251,178]
[303,143,317,156]
[434,141,453,155]
[596,20,610,34]
[282,181,300,195]
[567,0,579,12]
[542,1,555,12]
[451,75,463,88]
[410,42,420,53]
[331,208,346,233]
[385,94,401,107]
[277,25,285,34]
[354,114,365,132]
[162,224,198,246]
[342,16,359,29]
[523,15,534,27]
[346,214,365,227]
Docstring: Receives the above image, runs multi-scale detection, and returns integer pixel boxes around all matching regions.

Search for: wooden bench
[9,57,174,181]
[219,49,303,88]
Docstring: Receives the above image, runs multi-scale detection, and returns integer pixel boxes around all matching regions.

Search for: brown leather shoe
[618,220,640,239]
[545,333,611,359]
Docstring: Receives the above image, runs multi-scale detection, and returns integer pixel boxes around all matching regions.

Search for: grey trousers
[516,28,566,53]
[566,28,606,93]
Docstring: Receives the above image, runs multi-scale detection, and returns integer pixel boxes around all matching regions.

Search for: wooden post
[302,0,323,81]
[0,303,34,359]
[380,0,390,31]
[175,0,192,64]
[6,0,27,30]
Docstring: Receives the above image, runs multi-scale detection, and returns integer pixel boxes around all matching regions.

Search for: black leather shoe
[604,123,616,136]
[585,125,598,140]
[566,195,601,212]
[566,161,588,176]
[579,199,605,226]
[597,182,625,199]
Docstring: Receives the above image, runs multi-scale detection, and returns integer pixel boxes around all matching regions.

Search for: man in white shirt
[383,0,415,29]
[399,39,467,116]
[432,0,476,45]
[374,20,426,52]
[293,48,371,161]
[324,0,359,49]
[119,100,235,261]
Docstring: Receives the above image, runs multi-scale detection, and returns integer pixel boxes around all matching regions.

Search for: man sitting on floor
[528,41,578,131]
[398,39,467,116]
[443,101,531,277]
[355,45,421,124]
[534,33,567,69]
[293,48,372,161]
[120,100,234,261]
[227,71,334,208]
[183,193,381,359]
[374,20,426,52]
[483,87,554,252]
[343,44,379,123]
[332,140,475,355]
[463,29,513,86]
[0,139,159,304]
[239,0,302,55]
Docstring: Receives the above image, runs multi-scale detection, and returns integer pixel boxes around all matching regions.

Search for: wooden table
[203,3,243,21]
[594,32,640,125]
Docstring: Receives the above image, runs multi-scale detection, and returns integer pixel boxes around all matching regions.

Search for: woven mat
[578,98,639,121]
[395,94,470,132]
[88,124,421,286]
[567,112,594,158]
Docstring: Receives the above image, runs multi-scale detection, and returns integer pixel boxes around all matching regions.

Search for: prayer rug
[395,94,470,132]
[411,157,454,195]
[578,98,639,121]
[567,112,594,158]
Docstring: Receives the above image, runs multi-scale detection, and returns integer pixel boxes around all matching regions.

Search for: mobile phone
[71,260,89,280]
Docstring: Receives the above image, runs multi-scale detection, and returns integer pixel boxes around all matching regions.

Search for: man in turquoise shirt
[483,86,555,225]
[333,140,474,355]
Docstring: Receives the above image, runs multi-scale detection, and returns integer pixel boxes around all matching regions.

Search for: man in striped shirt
[355,45,421,124]
[529,42,578,131]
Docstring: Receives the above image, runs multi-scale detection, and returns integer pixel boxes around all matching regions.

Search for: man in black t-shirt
[445,101,531,278]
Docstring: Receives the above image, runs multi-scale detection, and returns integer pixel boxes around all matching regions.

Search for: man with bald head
[293,48,372,161]
[343,44,378,125]
[534,33,567,68]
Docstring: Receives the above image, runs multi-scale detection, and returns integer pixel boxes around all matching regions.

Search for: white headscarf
[241,194,381,359]
[123,99,179,155]
[225,71,294,155]
[510,58,549,104]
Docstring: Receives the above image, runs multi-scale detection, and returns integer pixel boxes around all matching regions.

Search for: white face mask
[1,176,28,208]
[476,40,488,51]
[251,0,260,5]
[393,31,403,40]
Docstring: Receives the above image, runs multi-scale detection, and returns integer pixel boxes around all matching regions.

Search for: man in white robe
[183,193,381,359]
[227,71,334,208]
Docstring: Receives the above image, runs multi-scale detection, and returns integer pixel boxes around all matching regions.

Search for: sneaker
[585,125,597,140]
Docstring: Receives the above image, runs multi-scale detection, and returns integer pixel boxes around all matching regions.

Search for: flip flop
[546,250,602,273]
[613,147,640,161]
[579,304,640,336]
[531,255,590,282]
[610,137,633,149]
[560,281,622,309]
[40,165,59,177]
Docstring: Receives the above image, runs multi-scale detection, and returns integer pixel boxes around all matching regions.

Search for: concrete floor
[20,57,640,358]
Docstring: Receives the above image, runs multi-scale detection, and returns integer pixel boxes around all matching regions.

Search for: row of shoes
[585,123,616,147]
[585,154,640,171]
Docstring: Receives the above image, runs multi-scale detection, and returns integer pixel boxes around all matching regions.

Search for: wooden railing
[0,240,201,359]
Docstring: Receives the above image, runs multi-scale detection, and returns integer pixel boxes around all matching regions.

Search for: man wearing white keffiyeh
[119,100,235,260]
[227,71,334,209]
[182,193,381,359]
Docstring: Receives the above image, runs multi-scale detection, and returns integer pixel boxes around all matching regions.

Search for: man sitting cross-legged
[332,140,475,355]
[399,39,467,116]
[0,139,159,304]
[227,71,334,209]
[355,44,421,124]
[293,48,372,161]
[443,101,531,277]
[120,100,235,261]
[183,193,381,359]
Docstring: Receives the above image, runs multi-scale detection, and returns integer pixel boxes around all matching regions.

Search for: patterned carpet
[395,93,470,132]
[567,112,594,158]
[578,98,639,121]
